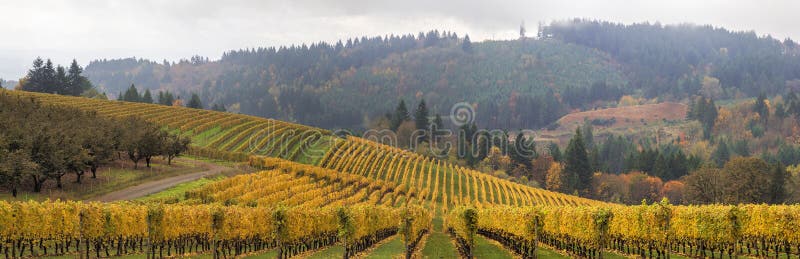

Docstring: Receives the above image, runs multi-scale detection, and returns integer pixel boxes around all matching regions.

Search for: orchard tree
[163,134,191,165]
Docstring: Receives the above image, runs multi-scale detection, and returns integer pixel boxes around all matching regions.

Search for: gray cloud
[1,0,798,79]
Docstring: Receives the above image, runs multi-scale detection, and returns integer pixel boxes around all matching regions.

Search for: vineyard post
[728,206,741,259]
[336,207,354,259]
[463,208,478,259]
[211,207,224,259]
[401,207,414,259]
[78,206,84,259]
[273,208,288,259]
[594,208,612,259]
[532,213,539,259]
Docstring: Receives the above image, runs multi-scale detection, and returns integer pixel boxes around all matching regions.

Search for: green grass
[420,232,458,259]
[536,247,570,258]
[307,136,342,166]
[43,254,150,259]
[191,126,223,146]
[364,236,404,258]
[0,158,205,201]
[474,235,514,259]
[241,250,278,258]
[42,249,279,259]
[137,176,223,201]
[306,245,344,259]
[182,154,244,167]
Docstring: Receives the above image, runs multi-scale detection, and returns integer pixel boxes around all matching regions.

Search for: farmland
[1,91,800,258]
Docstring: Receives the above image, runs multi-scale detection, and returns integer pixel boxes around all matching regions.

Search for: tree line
[541,19,800,98]
[0,90,190,196]
[16,58,94,96]
[82,29,622,130]
[117,84,216,110]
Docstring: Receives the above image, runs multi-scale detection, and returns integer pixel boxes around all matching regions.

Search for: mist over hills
[82,20,800,130]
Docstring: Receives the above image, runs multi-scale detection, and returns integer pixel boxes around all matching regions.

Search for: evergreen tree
[431,113,445,141]
[66,59,91,96]
[158,90,175,106]
[652,154,669,179]
[433,113,444,130]
[187,93,203,109]
[141,89,153,104]
[777,144,798,166]
[702,98,718,139]
[510,133,535,167]
[41,59,57,93]
[582,122,594,149]
[19,57,61,93]
[754,93,769,123]
[414,99,430,140]
[211,103,226,112]
[774,102,786,119]
[462,35,473,53]
[414,99,430,130]
[122,84,141,102]
[55,66,67,94]
[158,91,165,105]
[769,162,787,203]
[732,139,750,157]
[564,129,592,195]
[27,57,46,92]
[548,142,562,162]
[390,99,410,131]
[712,140,730,167]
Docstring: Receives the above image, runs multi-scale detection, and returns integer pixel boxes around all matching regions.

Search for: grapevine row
[320,136,603,209]
[0,201,429,258]
[462,203,800,259]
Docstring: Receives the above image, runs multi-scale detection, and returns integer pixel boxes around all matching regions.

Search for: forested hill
[83,31,627,130]
[541,19,800,98]
[84,21,800,130]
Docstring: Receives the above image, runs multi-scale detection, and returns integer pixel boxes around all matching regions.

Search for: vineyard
[0,200,430,259]
[320,136,604,213]
[9,91,331,164]
[3,90,800,258]
[447,203,800,258]
[0,155,431,258]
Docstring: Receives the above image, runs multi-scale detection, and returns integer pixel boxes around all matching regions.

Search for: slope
[11,90,606,209]
[83,36,627,129]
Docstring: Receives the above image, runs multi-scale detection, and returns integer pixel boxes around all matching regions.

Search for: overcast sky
[1,0,798,79]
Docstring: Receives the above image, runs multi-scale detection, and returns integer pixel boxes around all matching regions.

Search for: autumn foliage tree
[0,90,190,195]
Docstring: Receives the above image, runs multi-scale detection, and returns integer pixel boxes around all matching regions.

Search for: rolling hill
[83,34,627,130]
[4,89,800,259]
[11,90,602,210]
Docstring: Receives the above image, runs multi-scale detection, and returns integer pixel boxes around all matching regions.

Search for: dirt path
[92,158,234,202]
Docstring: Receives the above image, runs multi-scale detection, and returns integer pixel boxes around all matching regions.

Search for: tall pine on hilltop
[564,128,592,196]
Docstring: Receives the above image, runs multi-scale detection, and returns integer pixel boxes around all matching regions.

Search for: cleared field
[554,102,688,130]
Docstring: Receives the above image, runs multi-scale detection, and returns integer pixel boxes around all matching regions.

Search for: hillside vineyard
[2,90,800,258]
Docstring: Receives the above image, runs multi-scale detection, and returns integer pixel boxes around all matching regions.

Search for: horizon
[2,0,800,79]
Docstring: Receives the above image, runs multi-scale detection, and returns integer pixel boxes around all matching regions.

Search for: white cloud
[0,0,798,79]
